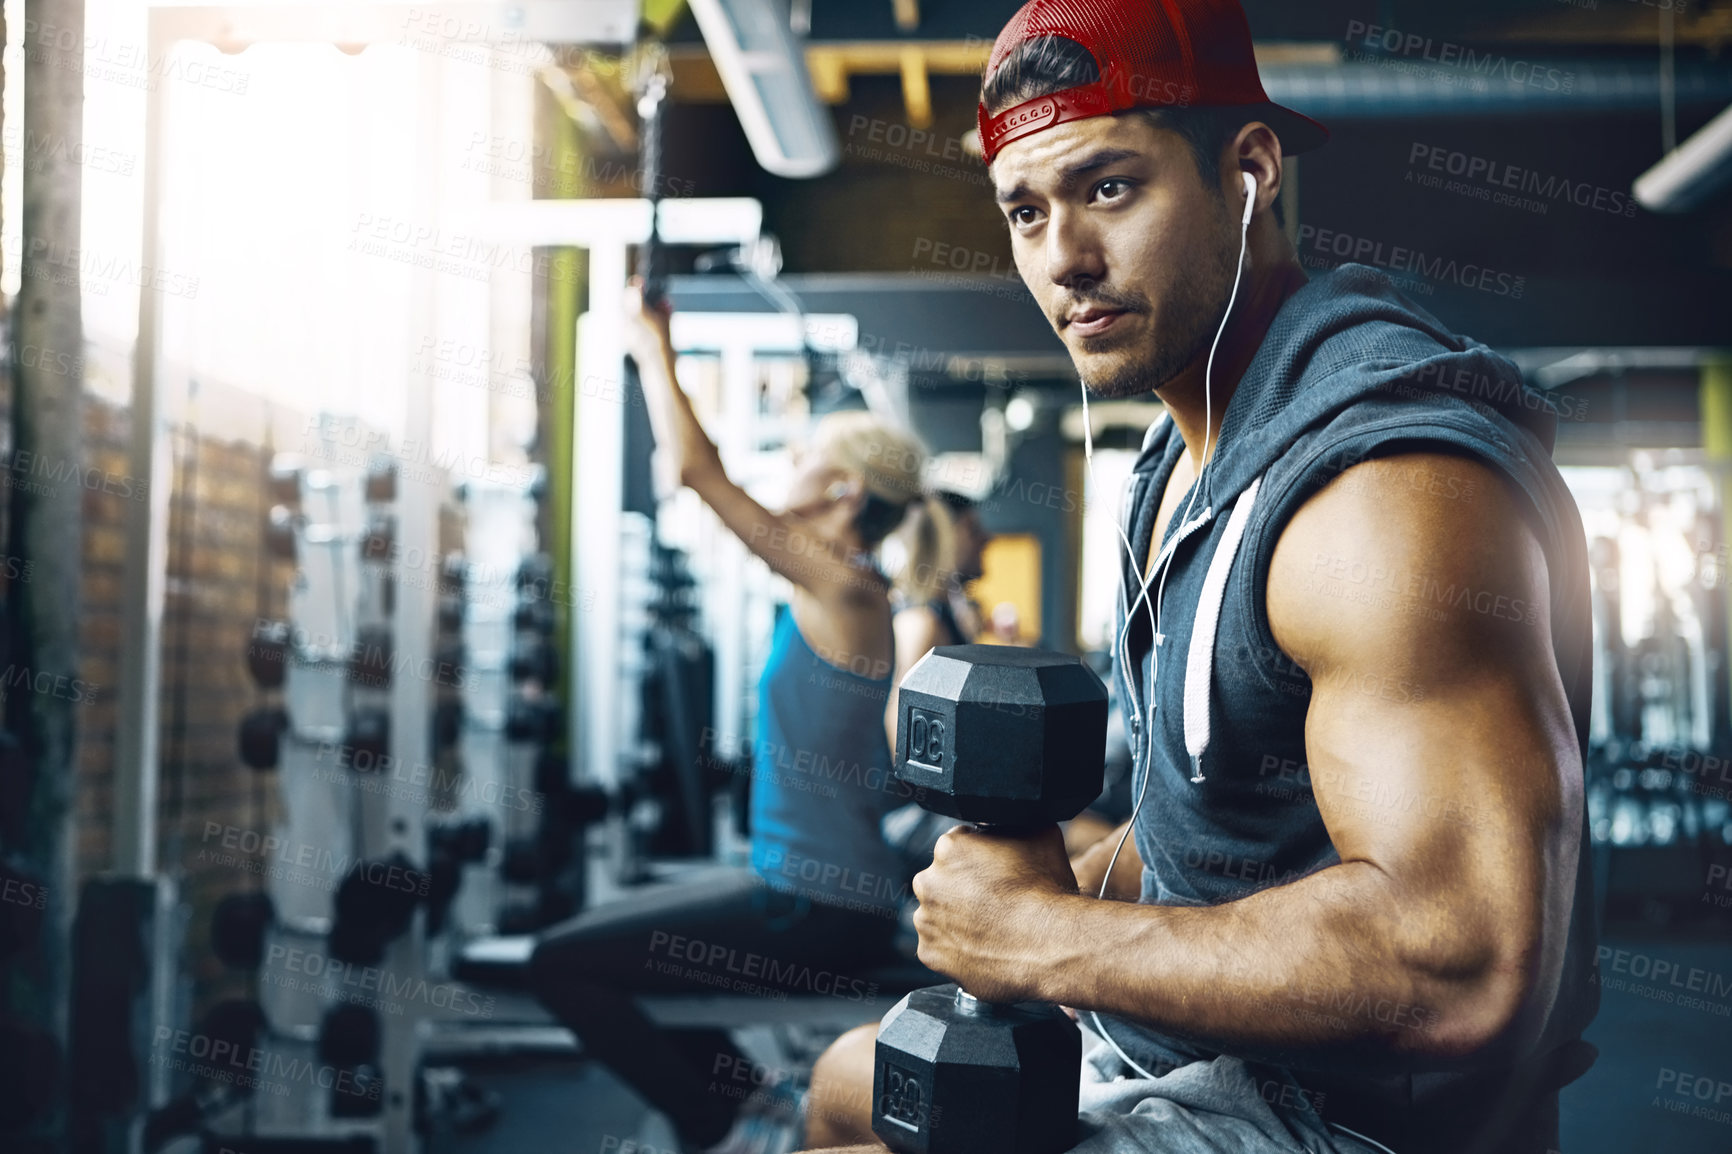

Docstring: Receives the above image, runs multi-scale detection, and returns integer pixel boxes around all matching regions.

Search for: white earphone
[1241,169,1257,227]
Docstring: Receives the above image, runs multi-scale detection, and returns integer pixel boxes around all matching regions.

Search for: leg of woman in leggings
[528,868,900,1147]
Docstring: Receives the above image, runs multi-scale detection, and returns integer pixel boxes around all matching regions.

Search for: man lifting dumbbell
[798,2,1598,1153]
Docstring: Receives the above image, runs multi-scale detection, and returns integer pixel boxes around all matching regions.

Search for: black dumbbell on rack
[240,620,291,773]
[138,1000,268,1149]
[327,853,431,966]
[211,891,276,971]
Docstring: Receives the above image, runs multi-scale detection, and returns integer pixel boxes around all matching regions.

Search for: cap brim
[1256,101,1330,155]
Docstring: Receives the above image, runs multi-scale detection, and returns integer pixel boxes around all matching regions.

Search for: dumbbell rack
[228,414,446,1154]
[608,514,660,890]
[591,518,732,896]
[247,441,392,1146]
[444,473,543,941]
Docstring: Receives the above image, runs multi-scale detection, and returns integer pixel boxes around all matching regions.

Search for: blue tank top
[748,605,911,915]
[1103,267,1599,1154]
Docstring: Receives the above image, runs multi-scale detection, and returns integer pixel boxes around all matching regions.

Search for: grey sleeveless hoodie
[1100,263,1599,1154]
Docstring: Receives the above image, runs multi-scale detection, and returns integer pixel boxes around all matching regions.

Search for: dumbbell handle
[953,985,1021,1016]
[947,820,1039,1014]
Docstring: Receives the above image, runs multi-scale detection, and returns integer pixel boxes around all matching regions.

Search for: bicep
[1267,454,1581,954]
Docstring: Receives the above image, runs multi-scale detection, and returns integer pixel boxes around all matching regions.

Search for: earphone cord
[1074,180,1405,1154]
[1075,174,1250,1083]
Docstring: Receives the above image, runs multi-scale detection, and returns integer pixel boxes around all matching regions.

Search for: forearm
[1034,861,1503,1064]
[634,343,722,484]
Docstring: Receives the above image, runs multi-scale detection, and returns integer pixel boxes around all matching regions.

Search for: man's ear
[1228,122,1283,216]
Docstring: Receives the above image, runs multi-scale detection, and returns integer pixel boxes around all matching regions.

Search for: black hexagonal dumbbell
[342,708,390,771]
[427,814,492,934]
[513,597,555,635]
[508,637,558,685]
[348,626,393,690]
[364,461,397,505]
[318,1003,381,1068]
[516,554,554,595]
[437,591,465,632]
[201,998,270,1078]
[429,815,491,866]
[432,696,463,750]
[237,707,289,772]
[505,696,561,744]
[328,852,429,965]
[211,891,275,970]
[246,620,291,690]
[873,645,1108,1154]
[139,1000,269,1149]
[361,516,395,563]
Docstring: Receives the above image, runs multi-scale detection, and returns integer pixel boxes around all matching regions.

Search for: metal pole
[5,0,87,1141]
[112,10,176,878]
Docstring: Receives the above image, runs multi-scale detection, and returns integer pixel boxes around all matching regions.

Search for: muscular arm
[915,453,1583,1066]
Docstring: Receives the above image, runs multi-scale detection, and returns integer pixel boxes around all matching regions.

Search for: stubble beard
[1076,217,1239,401]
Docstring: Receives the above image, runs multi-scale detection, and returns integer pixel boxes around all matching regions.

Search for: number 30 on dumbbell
[873,646,1108,1154]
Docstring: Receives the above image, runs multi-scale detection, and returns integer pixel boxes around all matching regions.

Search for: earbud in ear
[825,480,851,502]
[1240,171,1257,228]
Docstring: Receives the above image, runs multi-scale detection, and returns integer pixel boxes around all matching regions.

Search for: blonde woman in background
[883,490,990,752]
[527,283,953,1154]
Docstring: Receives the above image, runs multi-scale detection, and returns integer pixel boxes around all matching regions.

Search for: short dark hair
[981,35,1249,199]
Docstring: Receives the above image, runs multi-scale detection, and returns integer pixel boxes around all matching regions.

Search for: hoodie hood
[1133,263,1561,507]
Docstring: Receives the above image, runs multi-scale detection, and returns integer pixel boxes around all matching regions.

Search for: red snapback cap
[977,0,1329,166]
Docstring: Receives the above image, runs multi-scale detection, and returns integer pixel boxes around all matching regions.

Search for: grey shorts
[1067,1027,1389,1154]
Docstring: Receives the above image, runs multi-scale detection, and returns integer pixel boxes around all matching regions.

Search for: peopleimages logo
[1407,143,1638,219]
[646,931,881,1002]
[153,1028,376,1100]
[1295,225,1526,299]
[1343,20,1575,94]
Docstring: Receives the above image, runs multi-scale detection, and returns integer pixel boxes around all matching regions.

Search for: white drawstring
[1182,476,1262,782]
